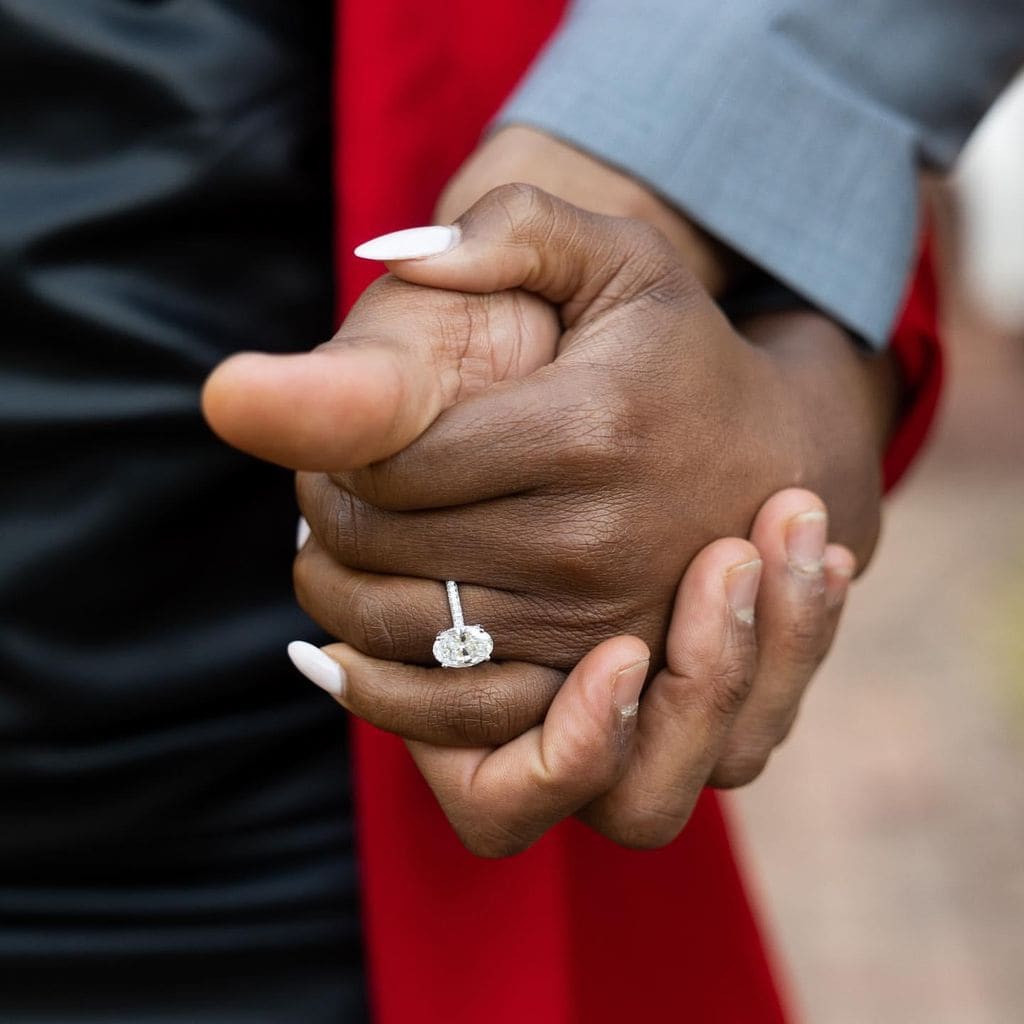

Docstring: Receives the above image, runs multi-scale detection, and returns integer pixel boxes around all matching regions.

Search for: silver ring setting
[433,580,494,668]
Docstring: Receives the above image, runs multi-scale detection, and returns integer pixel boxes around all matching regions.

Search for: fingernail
[612,658,649,717]
[353,225,460,261]
[725,559,762,624]
[287,641,346,698]
[296,516,310,551]
[786,509,827,574]
[825,553,855,610]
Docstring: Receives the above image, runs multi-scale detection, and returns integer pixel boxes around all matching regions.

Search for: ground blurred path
[730,223,1024,1023]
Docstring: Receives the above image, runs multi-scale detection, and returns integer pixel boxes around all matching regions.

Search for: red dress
[333,3,942,1020]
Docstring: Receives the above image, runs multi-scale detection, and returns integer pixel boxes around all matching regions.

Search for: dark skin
[208,186,892,658]
[288,487,857,856]
[203,118,903,859]
[204,182,899,855]
[288,297,888,680]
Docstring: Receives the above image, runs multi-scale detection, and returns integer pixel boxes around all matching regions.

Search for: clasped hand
[204,185,879,856]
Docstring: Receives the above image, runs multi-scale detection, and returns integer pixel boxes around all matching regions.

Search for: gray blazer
[499,0,1024,346]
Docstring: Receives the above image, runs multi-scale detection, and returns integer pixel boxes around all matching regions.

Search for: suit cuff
[496,8,922,349]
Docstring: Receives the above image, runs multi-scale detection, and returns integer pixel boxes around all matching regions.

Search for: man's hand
[206,184,891,681]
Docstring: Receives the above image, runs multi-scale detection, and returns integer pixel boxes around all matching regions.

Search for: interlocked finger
[331,364,614,512]
[287,630,652,858]
[401,635,651,858]
[577,538,762,848]
[709,489,854,788]
[296,471,628,597]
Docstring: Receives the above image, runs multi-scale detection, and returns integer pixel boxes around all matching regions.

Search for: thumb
[355,183,688,328]
[201,278,557,472]
[402,634,651,858]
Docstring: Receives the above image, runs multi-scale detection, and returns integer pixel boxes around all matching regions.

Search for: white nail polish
[296,516,310,551]
[287,641,346,698]
[353,225,459,261]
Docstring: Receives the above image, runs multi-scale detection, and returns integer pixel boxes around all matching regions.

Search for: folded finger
[578,539,761,847]
[709,488,852,787]
[405,635,650,858]
[286,634,564,747]
[296,472,608,594]
[328,363,615,512]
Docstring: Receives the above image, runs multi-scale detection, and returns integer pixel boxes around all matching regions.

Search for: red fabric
[333,3,943,1022]
[883,243,944,491]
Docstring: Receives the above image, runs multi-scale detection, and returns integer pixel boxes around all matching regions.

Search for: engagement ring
[433,580,494,668]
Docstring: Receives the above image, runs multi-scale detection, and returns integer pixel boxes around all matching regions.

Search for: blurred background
[730,79,1024,1024]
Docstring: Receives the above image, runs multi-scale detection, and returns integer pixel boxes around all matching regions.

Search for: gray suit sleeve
[497,0,1024,346]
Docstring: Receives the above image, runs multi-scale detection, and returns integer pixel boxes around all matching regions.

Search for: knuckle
[555,397,622,472]
[489,181,553,237]
[615,219,693,298]
[681,628,755,722]
[638,260,695,309]
[706,660,755,720]
[458,833,509,859]
[542,513,623,594]
[555,380,656,474]
[619,218,673,263]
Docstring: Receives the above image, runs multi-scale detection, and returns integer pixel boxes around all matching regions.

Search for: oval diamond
[433,624,494,668]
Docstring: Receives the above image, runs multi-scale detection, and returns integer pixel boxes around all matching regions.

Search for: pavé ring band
[432,580,494,668]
